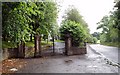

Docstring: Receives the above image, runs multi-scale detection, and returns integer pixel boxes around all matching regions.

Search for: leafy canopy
[2,1,58,44]
[60,6,92,46]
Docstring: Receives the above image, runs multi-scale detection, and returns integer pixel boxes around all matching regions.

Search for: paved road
[15,43,118,73]
[90,44,119,64]
[47,42,65,54]
[54,42,65,53]
[55,42,65,48]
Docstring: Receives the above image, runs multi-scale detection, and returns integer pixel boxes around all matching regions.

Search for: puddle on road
[10,68,18,72]
[87,54,102,59]
[84,54,104,62]
[87,66,98,68]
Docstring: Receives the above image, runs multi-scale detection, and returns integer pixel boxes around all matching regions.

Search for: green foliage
[97,9,120,46]
[2,41,17,48]
[60,20,86,46]
[92,37,98,44]
[36,2,58,36]
[101,42,120,48]
[2,41,52,48]
[97,40,100,44]
[55,40,64,42]
[2,1,58,44]
[64,6,89,31]
[2,2,32,43]
[25,41,52,47]
[112,9,120,30]
[92,32,100,40]
[60,7,92,46]
[25,41,34,47]
[64,7,82,23]
[41,41,52,46]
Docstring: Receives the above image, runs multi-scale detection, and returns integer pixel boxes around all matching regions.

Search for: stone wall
[71,47,87,55]
[64,34,87,56]
[2,48,18,60]
[2,47,35,60]
[65,46,87,56]
[24,47,35,58]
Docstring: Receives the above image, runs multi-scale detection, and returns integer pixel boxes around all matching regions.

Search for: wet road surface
[16,43,118,73]
[41,42,65,56]
[90,44,119,64]
[54,42,65,53]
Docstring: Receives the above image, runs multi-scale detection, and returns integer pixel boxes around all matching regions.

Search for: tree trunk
[30,34,32,41]
[34,35,41,57]
[17,41,25,58]
[39,35,41,56]
[47,37,48,44]
[52,36,55,54]
[2,35,6,41]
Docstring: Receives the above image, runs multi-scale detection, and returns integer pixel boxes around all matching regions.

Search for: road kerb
[88,44,120,68]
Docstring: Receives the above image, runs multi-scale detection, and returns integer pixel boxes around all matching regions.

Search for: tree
[97,10,120,44]
[64,6,82,23]
[97,16,110,33]
[60,20,86,46]
[2,1,58,57]
[93,37,98,44]
[114,1,120,43]
[60,6,92,46]
[92,32,100,40]
[2,2,31,44]
[64,6,89,30]
[32,2,58,56]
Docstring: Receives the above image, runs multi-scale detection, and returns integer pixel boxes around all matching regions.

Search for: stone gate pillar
[65,34,72,55]
[34,35,41,57]
[18,41,25,58]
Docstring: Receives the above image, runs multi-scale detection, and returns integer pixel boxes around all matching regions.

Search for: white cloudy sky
[57,0,115,34]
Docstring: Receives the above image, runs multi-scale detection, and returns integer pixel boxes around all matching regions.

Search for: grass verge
[55,40,64,42]
[2,41,53,48]
[2,41,17,48]
[101,42,120,48]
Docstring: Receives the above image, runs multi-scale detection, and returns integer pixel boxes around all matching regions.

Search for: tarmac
[15,44,118,73]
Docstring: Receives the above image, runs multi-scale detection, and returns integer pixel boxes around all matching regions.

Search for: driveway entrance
[41,42,65,56]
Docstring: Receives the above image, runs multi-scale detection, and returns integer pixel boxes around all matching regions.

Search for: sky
[57,0,115,34]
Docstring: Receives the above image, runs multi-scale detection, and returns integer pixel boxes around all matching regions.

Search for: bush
[60,20,85,46]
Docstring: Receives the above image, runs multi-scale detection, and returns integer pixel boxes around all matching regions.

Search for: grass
[2,41,17,48]
[25,41,34,47]
[41,41,52,45]
[2,41,53,48]
[97,40,100,44]
[101,42,120,48]
[55,40,64,42]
